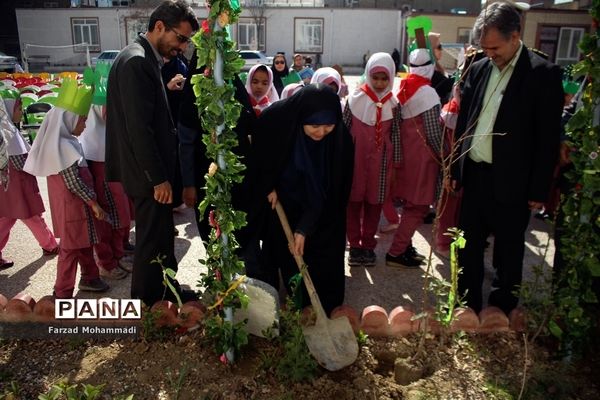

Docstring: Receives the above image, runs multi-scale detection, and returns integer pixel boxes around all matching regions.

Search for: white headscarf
[24,107,86,177]
[310,67,342,95]
[1,98,29,157]
[280,82,304,100]
[400,48,440,119]
[347,52,397,126]
[0,100,11,174]
[245,63,279,112]
[409,48,435,80]
[79,105,105,162]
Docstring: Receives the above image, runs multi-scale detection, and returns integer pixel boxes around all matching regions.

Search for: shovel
[275,201,359,371]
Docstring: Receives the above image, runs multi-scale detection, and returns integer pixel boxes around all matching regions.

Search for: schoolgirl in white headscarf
[344,52,400,267]
[245,64,279,116]
[79,104,130,280]
[310,67,342,96]
[385,48,444,268]
[24,100,110,298]
[0,93,58,269]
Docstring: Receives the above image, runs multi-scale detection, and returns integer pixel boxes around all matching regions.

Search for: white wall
[16,7,402,70]
[240,8,402,67]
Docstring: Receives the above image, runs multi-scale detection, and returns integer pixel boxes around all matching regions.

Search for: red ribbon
[208,210,221,239]
[250,96,270,116]
[397,74,431,105]
[360,83,393,148]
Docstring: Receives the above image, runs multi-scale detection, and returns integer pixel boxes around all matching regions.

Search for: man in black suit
[105,0,199,306]
[453,2,563,314]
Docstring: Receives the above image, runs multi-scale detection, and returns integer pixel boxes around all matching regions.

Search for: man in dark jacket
[453,1,563,314]
[105,0,199,306]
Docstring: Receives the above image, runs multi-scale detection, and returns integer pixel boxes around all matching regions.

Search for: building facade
[13,5,593,71]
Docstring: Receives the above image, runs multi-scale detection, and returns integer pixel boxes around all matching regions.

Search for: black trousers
[132,195,182,306]
[457,159,531,314]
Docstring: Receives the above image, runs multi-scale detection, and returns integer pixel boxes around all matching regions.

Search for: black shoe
[534,211,553,221]
[0,258,14,270]
[423,211,436,224]
[348,248,365,267]
[179,289,199,303]
[363,249,376,267]
[406,245,426,261]
[385,251,422,268]
[123,241,135,255]
[78,278,110,292]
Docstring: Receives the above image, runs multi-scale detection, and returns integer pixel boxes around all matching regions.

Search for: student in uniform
[344,53,400,267]
[386,48,443,268]
[24,79,110,297]
[0,90,58,269]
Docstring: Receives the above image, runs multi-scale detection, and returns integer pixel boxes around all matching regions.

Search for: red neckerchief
[360,83,394,148]
[397,74,431,105]
[250,96,270,117]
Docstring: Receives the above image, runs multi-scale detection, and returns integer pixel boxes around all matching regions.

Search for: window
[294,18,324,54]
[71,18,100,52]
[125,17,149,45]
[457,27,473,45]
[537,25,585,66]
[556,27,584,66]
[237,18,266,51]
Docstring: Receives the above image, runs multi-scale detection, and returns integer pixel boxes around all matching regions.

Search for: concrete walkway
[0,174,555,314]
[0,75,556,313]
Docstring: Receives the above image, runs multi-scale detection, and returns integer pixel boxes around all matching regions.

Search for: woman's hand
[267,190,277,209]
[292,232,305,257]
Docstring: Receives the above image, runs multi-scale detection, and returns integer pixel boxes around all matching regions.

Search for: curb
[0,292,526,336]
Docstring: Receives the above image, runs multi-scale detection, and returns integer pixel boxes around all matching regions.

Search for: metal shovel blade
[303,313,359,371]
[275,201,359,371]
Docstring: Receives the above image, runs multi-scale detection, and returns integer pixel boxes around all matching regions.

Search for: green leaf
[548,319,563,338]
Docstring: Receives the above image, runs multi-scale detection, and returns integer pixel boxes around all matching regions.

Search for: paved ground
[0,174,556,315]
[0,75,556,314]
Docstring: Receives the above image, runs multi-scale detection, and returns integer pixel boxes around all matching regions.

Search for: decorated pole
[192,0,249,363]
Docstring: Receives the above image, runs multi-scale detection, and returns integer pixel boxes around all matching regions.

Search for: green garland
[551,0,600,353]
[191,0,249,359]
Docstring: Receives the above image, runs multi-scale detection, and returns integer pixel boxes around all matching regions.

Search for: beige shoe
[379,223,399,233]
[99,266,128,280]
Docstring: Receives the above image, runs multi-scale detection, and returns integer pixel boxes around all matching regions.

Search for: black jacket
[105,35,177,197]
[454,46,563,204]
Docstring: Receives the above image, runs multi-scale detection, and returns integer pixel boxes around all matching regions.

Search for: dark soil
[1,329,599,400]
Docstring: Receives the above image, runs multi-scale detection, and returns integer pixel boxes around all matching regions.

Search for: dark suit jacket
[105,35,177,197]
[454,46,563,204]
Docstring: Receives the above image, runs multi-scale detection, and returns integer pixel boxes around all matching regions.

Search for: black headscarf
[270,53,290,97]
[250,84,353,227]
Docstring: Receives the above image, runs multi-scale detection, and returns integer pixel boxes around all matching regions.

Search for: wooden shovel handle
[274,201,327,320]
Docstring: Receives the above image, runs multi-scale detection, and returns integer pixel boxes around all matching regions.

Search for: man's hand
[292,232,305,257]
[559,142,571,167]
[267,190,278,210]
[182,186,197,207]
[528,200,544,211]
[444,178,458,193]
[167,74,186,91]
[154,181,173,204]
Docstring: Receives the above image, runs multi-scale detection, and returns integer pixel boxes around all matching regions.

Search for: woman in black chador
[250,84,354,315]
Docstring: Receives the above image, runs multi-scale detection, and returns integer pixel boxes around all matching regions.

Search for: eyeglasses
[170,26,191,44]
[274,60,285,65]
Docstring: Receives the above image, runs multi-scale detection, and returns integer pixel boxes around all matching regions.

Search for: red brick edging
[0,292,526,335]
